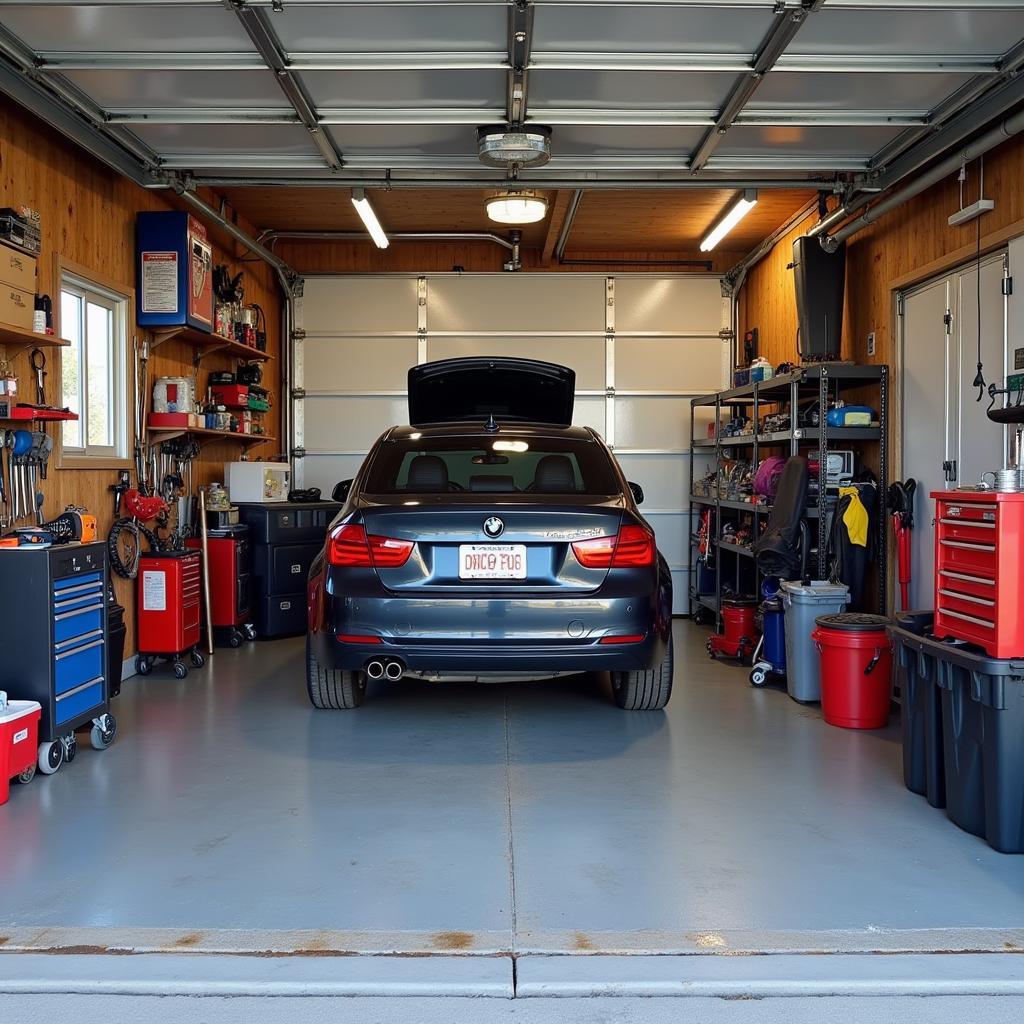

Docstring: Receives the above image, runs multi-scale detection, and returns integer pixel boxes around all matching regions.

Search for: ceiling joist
[688,0,828,172]
[229,1,345,172]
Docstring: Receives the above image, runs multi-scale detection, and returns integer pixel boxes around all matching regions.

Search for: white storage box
[225,462,290,503]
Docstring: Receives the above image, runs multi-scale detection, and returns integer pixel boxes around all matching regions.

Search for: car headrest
[533,454,576,492]
[469,475,515,492]
[406,455,449,491]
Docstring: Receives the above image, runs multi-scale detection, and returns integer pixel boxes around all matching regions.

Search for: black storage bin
[890,622,1024,854]
[106,591,127,698]
[891,612,945,807]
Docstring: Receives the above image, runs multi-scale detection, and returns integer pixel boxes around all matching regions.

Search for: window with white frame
[60,274,129,459]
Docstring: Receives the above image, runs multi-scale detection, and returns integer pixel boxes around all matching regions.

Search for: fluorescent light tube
[351,188,389,249]
[700,189,758,252]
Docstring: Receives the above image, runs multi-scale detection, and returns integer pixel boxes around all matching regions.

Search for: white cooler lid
[780,580,850,599]
[0,700,41,725]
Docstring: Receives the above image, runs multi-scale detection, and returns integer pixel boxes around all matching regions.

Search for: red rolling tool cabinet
[932,490,1024,659]
[187,525,255,648]
[136,550,205,678]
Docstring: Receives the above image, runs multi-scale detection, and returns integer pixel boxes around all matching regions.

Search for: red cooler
[812,614,893,729]
[1,699,41,803]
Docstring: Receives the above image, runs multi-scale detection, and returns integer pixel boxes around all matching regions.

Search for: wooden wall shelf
[147,425,276,450]
[148,324,272,363]
[0,322,71,356]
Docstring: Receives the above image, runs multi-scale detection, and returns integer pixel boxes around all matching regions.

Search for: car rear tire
[610,633,673,710]
[306,636,366,710]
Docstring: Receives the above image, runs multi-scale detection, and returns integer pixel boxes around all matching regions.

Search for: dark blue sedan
[306,357,673,710]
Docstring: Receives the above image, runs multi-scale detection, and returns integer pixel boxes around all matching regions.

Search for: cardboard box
[0,242,36,292]
[0,283,34,329]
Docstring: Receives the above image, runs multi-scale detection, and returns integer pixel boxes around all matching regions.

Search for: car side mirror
[628,481,644,505]
[332,479,353,503]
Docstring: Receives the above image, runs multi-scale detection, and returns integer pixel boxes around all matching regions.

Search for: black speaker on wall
[792,235,846,361]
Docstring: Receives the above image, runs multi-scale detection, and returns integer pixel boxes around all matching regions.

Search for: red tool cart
[136,550,205,679]
[188,525,256,648]
[932,490,1024,659]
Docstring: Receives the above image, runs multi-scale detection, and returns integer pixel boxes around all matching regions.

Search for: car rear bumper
[311,592,668,674]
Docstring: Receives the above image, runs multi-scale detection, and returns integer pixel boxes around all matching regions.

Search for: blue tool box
[0,541,118,775]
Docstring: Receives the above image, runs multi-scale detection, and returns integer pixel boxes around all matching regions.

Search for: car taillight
[611,525,656,567]
[572,525,655,569]
[328,524,413,568]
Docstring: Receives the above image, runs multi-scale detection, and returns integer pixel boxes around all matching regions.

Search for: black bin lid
[815,612,891,631]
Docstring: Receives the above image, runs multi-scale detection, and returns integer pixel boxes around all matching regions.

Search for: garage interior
[1,0,1024,1019]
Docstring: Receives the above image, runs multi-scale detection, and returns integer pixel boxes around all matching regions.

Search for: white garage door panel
[617,396,692,450]
[615,454,687,509]
[294,274,729,620]
[303,455,366,495]
[574,396,607,436]
[616,336,725,391]
[428,336,606,390]
[644,512,687,566]
[303,278,420,335]
[305,395,406,451]
[672,569,691,615]
[427,276,606,333]
[614,277,722,335]
[304,337,417,392]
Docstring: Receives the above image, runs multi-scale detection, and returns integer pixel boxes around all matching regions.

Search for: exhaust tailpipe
[365,660,385,680]
[384,660,404,681]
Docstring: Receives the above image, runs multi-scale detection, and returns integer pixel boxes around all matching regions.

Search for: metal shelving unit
[688,364,889,625]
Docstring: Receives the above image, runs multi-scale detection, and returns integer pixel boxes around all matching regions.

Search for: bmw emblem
[483,516,504,538]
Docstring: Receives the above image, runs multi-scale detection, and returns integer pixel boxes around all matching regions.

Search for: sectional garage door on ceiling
[294,274,727,613]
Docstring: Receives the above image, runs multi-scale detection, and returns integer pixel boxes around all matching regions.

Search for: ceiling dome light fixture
[485,190,549,225]
[477,125,552,168]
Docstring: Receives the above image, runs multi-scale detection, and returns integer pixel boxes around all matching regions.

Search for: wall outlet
[867,331,876,357]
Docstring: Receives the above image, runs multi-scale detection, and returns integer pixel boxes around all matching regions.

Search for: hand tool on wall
[28,431,48,524]
[11,430,32,522]
[38,432,52,481]
[0,430,9,531]
[198,486,215,657]
[133,335,150,491]
[887,479,916,611]
[29,348,46,406]
[109,470,130,518]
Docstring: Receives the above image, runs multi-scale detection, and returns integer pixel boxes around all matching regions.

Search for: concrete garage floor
[2,620,1023,1019]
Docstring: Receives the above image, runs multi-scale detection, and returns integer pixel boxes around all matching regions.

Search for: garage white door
[293,273,728,613]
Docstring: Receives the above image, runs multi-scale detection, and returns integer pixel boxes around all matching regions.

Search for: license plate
[458,544,527,580]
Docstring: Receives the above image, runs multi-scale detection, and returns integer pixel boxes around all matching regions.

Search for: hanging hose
[107,518,162,580]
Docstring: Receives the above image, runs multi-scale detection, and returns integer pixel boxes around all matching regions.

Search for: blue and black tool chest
[0,541,110,742]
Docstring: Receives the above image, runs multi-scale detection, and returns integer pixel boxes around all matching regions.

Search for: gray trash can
[780,581,850,702]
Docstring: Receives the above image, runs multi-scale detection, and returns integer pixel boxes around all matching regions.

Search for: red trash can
[811,614,893,729]
[1,699,41,804]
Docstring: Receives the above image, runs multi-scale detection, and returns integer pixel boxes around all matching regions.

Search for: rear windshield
[364,436,620,495]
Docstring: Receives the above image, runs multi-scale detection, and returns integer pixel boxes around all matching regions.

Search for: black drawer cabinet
[0,541,118,774]
[234,502,340,545]
[254,541,323,594]
[235,502,340,639]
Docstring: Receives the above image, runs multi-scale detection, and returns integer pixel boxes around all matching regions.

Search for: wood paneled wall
[741,135,1024,372]
[275,240,747,276]
[1,100,283,659]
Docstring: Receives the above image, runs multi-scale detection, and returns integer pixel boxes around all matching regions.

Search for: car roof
[387,422,598,443]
